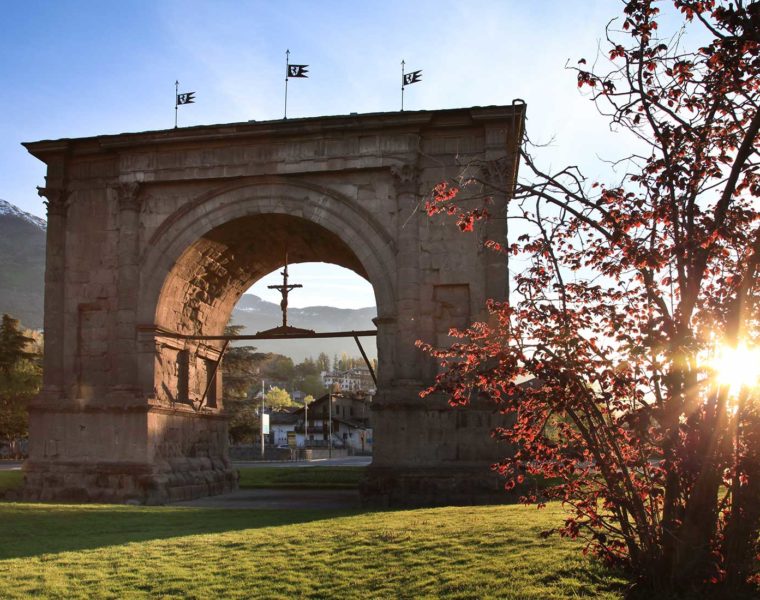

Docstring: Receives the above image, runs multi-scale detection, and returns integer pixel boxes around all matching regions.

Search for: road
[233,456,371,468]
[2,457,371,509]
[0,456,372,471]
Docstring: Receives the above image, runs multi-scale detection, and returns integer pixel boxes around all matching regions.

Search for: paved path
[3,457,369,509]
[172,488,361,510]
[0,457,371,472]
[176,457,369,509]
[232,456,371,469]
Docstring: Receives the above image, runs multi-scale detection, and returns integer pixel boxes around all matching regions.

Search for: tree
[228,403,258,445]
[316,352,330,373]
[0,315,41,451]
[299,374,327,399]
[0,314,35,375]
[264,386,295,410]
[422,1,759,595]
[221,325,267,401]
[267,355,295,382]
[294,356,318,379]
[221,325,272,445]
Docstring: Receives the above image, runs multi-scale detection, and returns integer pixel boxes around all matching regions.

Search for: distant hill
[0,200,377,360]
[230,294,377,363]
[0,200,46,329]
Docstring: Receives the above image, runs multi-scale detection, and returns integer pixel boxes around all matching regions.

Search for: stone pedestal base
[360,466,511,507]
[20,458,238,504]
[363,388,515,507]
[20,400,237,504]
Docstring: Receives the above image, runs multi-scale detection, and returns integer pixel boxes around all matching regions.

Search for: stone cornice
[23,105,527,162]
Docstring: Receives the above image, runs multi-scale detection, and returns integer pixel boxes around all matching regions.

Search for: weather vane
[268,253,302,328]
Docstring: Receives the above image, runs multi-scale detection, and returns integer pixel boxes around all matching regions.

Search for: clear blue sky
[1,0,690,308]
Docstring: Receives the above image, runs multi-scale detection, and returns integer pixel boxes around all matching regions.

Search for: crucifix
[268,254,302,328]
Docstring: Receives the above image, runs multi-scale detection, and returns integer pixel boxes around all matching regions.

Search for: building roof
[292,392,372,416]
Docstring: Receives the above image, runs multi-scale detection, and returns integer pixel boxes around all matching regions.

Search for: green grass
[0,466,363,494]
[0,470,22,493]
[237,466,364,489]
[0,502,628,599]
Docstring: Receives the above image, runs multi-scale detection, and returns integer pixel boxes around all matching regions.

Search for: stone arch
[23,105,525,505]
[136,179,398,402]
[139,179,396,335]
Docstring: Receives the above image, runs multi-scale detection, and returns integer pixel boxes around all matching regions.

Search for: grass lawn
[0,470,22,493]
[0,502,627,599]
[0,466,362,493]
[237,466,364,489]
[1,474,756,598]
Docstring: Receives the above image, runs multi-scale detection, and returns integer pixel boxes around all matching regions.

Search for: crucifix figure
[268,254,302,328]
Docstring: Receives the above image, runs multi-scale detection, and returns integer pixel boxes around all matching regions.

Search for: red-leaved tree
[421,0,759,594]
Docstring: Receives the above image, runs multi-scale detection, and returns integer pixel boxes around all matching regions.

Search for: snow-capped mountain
[0,199,46,329]
[0,200,46,230]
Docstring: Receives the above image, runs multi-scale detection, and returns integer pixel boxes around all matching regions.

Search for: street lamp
[304,396,308,450]
[328,391,333,459]
[260,380,267,459]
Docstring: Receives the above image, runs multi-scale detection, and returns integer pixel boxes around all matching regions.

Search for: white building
[321,367,376,393]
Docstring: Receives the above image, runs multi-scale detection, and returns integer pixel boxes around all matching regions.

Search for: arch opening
[150,212,384,410]
[155,213,372,338]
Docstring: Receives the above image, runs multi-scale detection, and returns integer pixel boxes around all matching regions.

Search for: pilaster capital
[477,157,509,190]
[114,182,142,212]
[372,315,397,328]
[37,187,69,218]
[390,163,420,196]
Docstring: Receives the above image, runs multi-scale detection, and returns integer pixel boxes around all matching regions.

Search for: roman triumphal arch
[23,105,525,504]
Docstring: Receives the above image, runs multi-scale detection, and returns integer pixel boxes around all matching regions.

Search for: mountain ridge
[0,200,46,229]
[230,293,377,362]
[0,199,46,329]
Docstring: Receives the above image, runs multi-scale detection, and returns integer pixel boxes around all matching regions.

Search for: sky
[0,0,693,308]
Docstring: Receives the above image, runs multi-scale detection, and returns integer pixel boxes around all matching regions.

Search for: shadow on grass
[0,503,363,560]
[0,468,375,561]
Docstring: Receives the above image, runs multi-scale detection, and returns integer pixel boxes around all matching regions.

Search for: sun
[709,342,760,394]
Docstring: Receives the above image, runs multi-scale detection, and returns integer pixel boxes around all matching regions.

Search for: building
[265,394,373,454]
[269,408,300,447]
[299,392,373,453]
[321,367,376,394]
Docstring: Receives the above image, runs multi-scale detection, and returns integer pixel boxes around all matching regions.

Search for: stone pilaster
[37,186,69,399]
[113,182,142,394]
[479,158,511,304]
[390,163,423,383]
